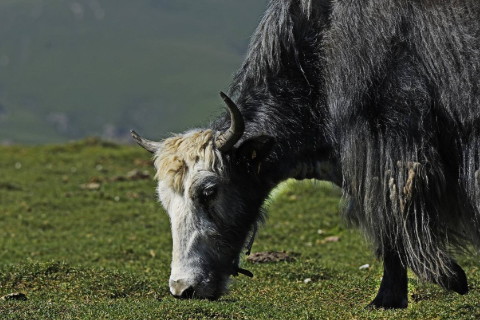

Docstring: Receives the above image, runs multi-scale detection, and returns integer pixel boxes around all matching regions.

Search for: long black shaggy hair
[214,0,480,287]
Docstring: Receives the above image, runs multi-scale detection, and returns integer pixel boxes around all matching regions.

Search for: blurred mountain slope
[0,0,267,144]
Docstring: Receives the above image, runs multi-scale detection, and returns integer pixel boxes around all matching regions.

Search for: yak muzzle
[169,278,195,299]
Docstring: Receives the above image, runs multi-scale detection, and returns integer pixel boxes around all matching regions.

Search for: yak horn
[215,92,245,152]
[130,130,161,153]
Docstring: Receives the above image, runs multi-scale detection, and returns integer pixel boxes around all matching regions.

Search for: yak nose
[169,279,195,299]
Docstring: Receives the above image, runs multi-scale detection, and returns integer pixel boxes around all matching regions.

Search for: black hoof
[438,262,468,295]
[367,296,408,309]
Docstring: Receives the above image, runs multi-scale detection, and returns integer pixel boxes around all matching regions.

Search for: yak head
[131,92,275,300]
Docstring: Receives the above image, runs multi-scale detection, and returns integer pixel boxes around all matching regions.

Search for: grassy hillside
[0,0,267,144]
[1,142,479,319]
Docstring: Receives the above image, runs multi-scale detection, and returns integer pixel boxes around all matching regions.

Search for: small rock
[359,264,370,270]
[80,182,101,190]
[125,169,150,180]
[319,236,340,244]
[126,192,140,199]
[89,176,103,183]
[1,292,27,301]
[111,169,150,182]
[324,236,340,242]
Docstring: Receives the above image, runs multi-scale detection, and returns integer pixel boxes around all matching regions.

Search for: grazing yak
[132,0,479,309]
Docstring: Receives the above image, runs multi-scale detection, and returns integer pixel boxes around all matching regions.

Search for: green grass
[1,141,479,319]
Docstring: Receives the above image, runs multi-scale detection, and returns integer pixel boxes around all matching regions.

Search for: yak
[131,0,479,309]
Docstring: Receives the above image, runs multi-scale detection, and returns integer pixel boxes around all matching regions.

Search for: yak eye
[199,185,217,204]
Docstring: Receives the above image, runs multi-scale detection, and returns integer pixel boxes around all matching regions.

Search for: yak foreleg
[368,249,408,309]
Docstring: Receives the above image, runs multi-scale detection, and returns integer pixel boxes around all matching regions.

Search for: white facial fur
[154,129,231,298]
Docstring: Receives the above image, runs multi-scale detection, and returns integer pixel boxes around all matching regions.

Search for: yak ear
[236,135,275,164]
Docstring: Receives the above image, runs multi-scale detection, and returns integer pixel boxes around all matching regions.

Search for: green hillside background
[0,0,268,144]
